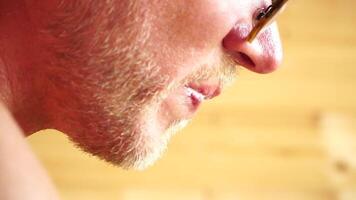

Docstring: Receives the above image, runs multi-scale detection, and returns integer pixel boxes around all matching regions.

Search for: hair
[32,0,237,169]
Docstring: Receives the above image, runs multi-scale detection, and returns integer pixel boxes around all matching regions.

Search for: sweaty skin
[0,0,283,198]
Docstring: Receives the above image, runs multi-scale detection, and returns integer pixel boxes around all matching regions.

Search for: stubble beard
[41,1,237,170]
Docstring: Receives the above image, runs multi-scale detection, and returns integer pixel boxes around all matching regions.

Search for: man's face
[36,0,282,169]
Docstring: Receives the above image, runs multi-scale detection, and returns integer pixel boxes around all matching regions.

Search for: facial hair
[39,0,237,170]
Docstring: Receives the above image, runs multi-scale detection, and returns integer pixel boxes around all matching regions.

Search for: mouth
[184,82,221,108]
[157,80,222,132]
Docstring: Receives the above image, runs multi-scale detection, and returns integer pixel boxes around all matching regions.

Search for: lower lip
[160,86,203,123]
[189,91,203,109]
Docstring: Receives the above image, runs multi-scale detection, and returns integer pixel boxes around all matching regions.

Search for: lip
[185,82,221,110]
[158,81,222,131]
[187,82,221,100]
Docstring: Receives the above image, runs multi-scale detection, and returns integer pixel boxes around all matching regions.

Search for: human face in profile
[34,0,283,170]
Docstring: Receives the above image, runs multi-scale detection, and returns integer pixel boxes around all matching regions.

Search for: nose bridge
[222,4,283,74]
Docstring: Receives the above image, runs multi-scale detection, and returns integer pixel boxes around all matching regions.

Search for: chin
[114,98,192,170]
[64,91,191,170]
[118,118,190,170]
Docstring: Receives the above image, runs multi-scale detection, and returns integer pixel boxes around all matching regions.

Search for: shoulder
[0,102,60,200]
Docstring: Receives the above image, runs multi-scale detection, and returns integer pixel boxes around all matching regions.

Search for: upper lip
[187,82,221,100]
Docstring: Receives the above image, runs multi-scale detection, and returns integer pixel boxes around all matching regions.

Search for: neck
[0,58,48,136]
[0,61,11,107]
[0,1,48,136]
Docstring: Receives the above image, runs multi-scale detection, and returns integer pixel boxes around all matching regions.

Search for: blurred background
[28,0,356,199]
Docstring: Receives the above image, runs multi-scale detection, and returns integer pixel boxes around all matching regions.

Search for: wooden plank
[320,113,356,200]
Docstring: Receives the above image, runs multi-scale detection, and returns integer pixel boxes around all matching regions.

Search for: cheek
[164,0,237,49]
[146,0,238,82]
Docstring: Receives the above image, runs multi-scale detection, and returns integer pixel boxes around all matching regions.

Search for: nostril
[234,52,256,69]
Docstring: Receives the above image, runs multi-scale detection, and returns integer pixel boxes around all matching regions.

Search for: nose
[222,22,283,74]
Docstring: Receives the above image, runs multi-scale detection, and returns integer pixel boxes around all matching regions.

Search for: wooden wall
[28,0,356,199]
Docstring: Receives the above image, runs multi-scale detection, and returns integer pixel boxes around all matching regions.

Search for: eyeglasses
[247,0,289,43]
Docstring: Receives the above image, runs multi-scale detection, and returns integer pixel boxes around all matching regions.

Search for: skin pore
[0,0,282,172]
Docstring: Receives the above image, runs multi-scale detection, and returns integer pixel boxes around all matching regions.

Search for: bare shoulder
[0,103,60,200]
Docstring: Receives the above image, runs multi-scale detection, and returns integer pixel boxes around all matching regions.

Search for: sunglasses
[247,0,289,42]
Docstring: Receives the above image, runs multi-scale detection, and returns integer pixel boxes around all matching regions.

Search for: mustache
[150,52,238,106]
[181,53,238,88]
